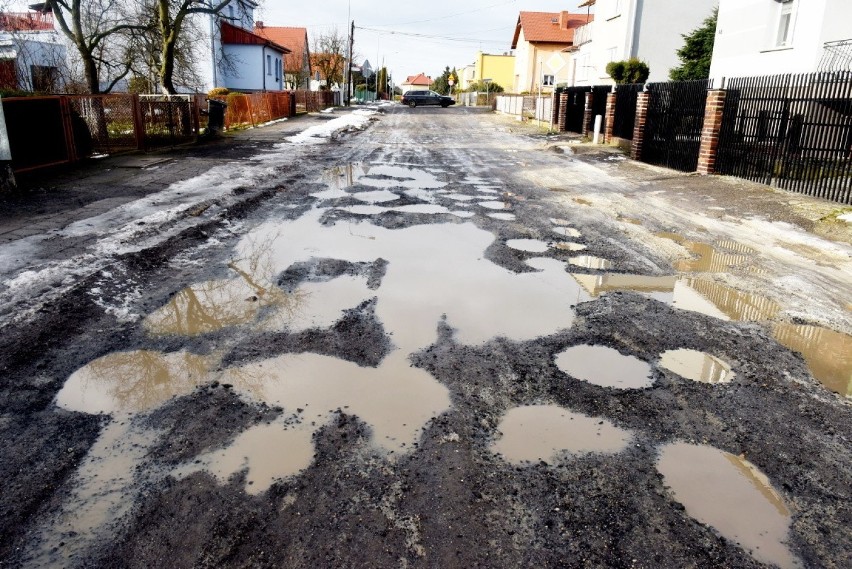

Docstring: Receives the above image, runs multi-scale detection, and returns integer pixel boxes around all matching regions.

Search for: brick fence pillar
[630,91,650,161]
[582,91,594,137]
[697,89,727,175]
[551,92,560,129]
[557,92,569,132]
[604,91,616,144]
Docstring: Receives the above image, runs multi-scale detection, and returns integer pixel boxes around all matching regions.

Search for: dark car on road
[401,90,455,108]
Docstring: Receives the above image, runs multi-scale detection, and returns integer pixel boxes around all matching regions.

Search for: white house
[0,9,65,92]
[196,0,289,93]
[709,0,852,81]
[569,0,718,85]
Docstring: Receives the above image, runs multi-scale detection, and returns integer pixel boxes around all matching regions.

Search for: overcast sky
[257,1,592,84]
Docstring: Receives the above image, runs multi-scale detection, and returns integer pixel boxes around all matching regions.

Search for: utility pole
[346,20,355,106]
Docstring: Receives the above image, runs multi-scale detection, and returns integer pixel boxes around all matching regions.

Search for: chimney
[256,21,264,29]
[559,11,570,29]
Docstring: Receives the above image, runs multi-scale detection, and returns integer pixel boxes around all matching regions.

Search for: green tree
[430,66,457,95]
[465,80,504,93]
[669,9,717,81]
[606,58,650,84]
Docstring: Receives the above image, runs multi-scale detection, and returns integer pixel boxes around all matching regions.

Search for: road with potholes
[0,104,850,568]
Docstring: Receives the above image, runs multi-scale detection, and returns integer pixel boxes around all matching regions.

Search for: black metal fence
[613,83,643,140]
[716,72,852,204]
[591,85,610,133]
[642,80,709,172]
[561,86,590,133]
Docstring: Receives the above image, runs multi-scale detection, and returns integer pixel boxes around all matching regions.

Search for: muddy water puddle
[656,232,756,273]
[322,163,445,190]
[491,405,633,464]
[478,200,512,210]
[568,255,613,270]
[554,242,587,252]
[657,442,800,568]
[487,212,516,221]
[506,239,550,253]
[773,324,852,397]
[553,226,581,238]
[659,349,734,384]
[571,273,780,322]
[555,345,653,389]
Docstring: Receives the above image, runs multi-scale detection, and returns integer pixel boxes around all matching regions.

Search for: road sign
[362,60,373,78]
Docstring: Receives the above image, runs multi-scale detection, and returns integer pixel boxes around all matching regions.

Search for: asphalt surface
[0,104,850,568]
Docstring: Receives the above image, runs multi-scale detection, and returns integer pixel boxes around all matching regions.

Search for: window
[542,74,554,86]
[611,0,622,18]
[267,54,272,75]
[579,54,591,81]
[775,1,796,47]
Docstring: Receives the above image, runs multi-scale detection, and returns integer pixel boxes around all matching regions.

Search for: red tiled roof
[254,25,310,73]
[403,73,432,86]
[221,22,290,53]
[511,11,592,49]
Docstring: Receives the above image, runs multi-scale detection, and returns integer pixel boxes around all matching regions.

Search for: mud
[0,105,850,568]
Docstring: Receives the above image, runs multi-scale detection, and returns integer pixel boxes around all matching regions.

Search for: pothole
[487,213,517,221]
[490,405,633,464]
[555,345,654,389]
[658,349,734,384]
[773,323,852,397]
[657,442,800,569]
[506,239,550,253]
[553,226,581,238]
[568,255,613,270]
[478,201,512,210]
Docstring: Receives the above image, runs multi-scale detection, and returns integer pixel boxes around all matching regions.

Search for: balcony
[573,21,593,47]
[818,39,852,72]
[0,11,54,32]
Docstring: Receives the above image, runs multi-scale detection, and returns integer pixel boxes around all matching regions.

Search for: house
[457,63,475,90]
[197,0,289,93]
[569,0,718,86]
[401,73,431,94]
[309,51,344,91]
[510,11,591,93]
[709,0,852,80]
[472,51,515,91]
[0,7,65,92]
[254,25,311,90]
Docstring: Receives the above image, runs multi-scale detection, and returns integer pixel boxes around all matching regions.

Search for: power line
[355,25,507,46]
[381,0,517,26]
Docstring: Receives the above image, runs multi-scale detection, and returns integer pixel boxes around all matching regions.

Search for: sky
[256,1,592,84]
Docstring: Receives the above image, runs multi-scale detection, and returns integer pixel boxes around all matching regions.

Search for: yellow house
[473,51,515,91]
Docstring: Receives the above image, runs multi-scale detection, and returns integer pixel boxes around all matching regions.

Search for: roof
[254,25,310,73]
[511,11,592,49]
[220,21,290,53]
[403,73,432,86]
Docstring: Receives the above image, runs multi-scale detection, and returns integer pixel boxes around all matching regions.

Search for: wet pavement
[0,104,850,568]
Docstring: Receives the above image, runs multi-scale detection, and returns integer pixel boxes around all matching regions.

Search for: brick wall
[582,92,594,137]
[630,91,650,161]
[697,90,727,175]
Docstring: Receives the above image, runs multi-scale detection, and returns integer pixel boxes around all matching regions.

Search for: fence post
[558,92,569,132]
[697,89,727,175]
[131,94,145,151]
[604,91,616,144]
[582,91,594,137]
[630,90,650,161]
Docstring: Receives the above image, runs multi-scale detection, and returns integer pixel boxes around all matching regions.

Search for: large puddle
[656,233,756,273]
[772,324,852,397]
[491,405,633,464]
[570,273,781,322]
[658,349,734,384]
[555,345,654,389]
[657,442,800,568]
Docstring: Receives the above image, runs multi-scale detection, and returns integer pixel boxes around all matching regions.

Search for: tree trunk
[81,51,100,94]
[160,37,177,94]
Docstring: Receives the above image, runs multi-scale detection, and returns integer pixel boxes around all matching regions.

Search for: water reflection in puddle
[659,349,734,384]
[491,405,633,464]
[339,204,451,215]
[570,273,780,322]
[555,345,653,389]
[568,255,613,270]
[657,233,755,273]
[488,212,516,221]
[554,242,587,252]
[324,163,445,190]
[352,190,399,203]
[56,350,215,415]
[657,442,800,569]
[506,239,549,253]
[772,324,852,397]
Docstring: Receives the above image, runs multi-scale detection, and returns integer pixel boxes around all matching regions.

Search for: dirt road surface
[1,105,850,568]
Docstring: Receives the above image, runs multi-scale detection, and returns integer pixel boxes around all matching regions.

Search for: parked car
[401,90,455,108]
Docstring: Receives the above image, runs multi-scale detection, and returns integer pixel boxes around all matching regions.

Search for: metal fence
[642,80,709,171]
[559,86,591,133]
[613,83,643,140]
[716,72,852,204]
[591,85,610,132]
[495,95,554,123]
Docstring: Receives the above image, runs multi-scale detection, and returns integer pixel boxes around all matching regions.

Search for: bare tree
[153,0,234,94]
[311,28,345,89]
[46,0,145,93]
